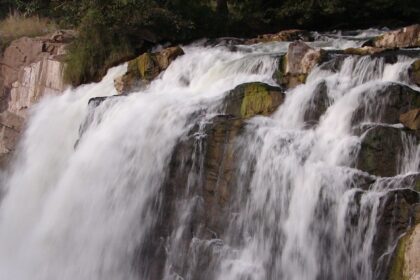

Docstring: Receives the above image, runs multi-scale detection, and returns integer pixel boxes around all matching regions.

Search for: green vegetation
[1,0,419,85]
[240,83,274,118]
[0,13,56,50]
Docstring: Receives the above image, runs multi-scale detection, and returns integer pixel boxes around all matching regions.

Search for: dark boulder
[352,83,420,126]
[355,125,418,177]
[303,81,330,125]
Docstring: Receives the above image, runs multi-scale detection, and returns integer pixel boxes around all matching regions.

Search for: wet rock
[0,111,24,166]
[363,24,420,49]
[375,188,420,280]
[352,83,420,126]
[198,83,284,236]
[355,125,417,177]
[75,95,126,148]
[201,115,244,236]
[303,81,329,125]
[245,29,312,44]
[400,108,420,130]
[223,82,285,118]
[273,41,326,88]
[114,46,184,94]
[409,59,420,86]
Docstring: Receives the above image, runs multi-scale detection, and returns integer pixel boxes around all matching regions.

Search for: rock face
[120,82,284,279]
[245,29,311,44]
[364,24,420,49]
[273,41,325,88]
[114,46,184,94]
[0,30,75,165]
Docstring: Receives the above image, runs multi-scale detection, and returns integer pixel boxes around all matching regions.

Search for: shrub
[0,12,57,50]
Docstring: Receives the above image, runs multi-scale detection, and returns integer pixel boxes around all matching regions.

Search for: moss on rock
[114,46,184,94]
[240,83,275,118]
[137,52,160,80]
[224,82,285,119]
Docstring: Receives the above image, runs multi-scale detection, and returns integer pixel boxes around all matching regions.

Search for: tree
[216,0,227,15]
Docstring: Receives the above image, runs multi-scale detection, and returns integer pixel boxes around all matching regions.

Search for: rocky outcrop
[0,30,75,166]
[363,24,420,49]
[114,46,184,94]
[273,41,325,88]
[245,29,311,44]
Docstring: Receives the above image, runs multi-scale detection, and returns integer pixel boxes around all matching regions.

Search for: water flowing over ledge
[0,28,419,280]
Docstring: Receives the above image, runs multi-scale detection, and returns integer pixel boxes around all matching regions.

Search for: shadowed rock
[355,125,418,177]
[245,29,312,44]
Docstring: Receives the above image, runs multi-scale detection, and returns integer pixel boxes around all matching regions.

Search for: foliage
[1,0,419,84]
[0,12,56,50]
[62,0,193,85]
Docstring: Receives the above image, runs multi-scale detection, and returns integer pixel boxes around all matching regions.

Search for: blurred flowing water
[0,30,418,280]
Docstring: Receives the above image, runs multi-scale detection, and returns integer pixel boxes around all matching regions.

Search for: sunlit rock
[400,109,420,131]
[363,24,420,49]
[273,41,326,88]
[114,46,184,94]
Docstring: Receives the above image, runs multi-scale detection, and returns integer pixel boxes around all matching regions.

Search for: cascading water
[214,55,419,280]
[0,30,418,280]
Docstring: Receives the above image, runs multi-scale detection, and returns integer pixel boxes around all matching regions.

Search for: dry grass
[0,13,57,50]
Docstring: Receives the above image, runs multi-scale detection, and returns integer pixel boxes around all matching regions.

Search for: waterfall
[0,31,418,280]
[214,55,418,280]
